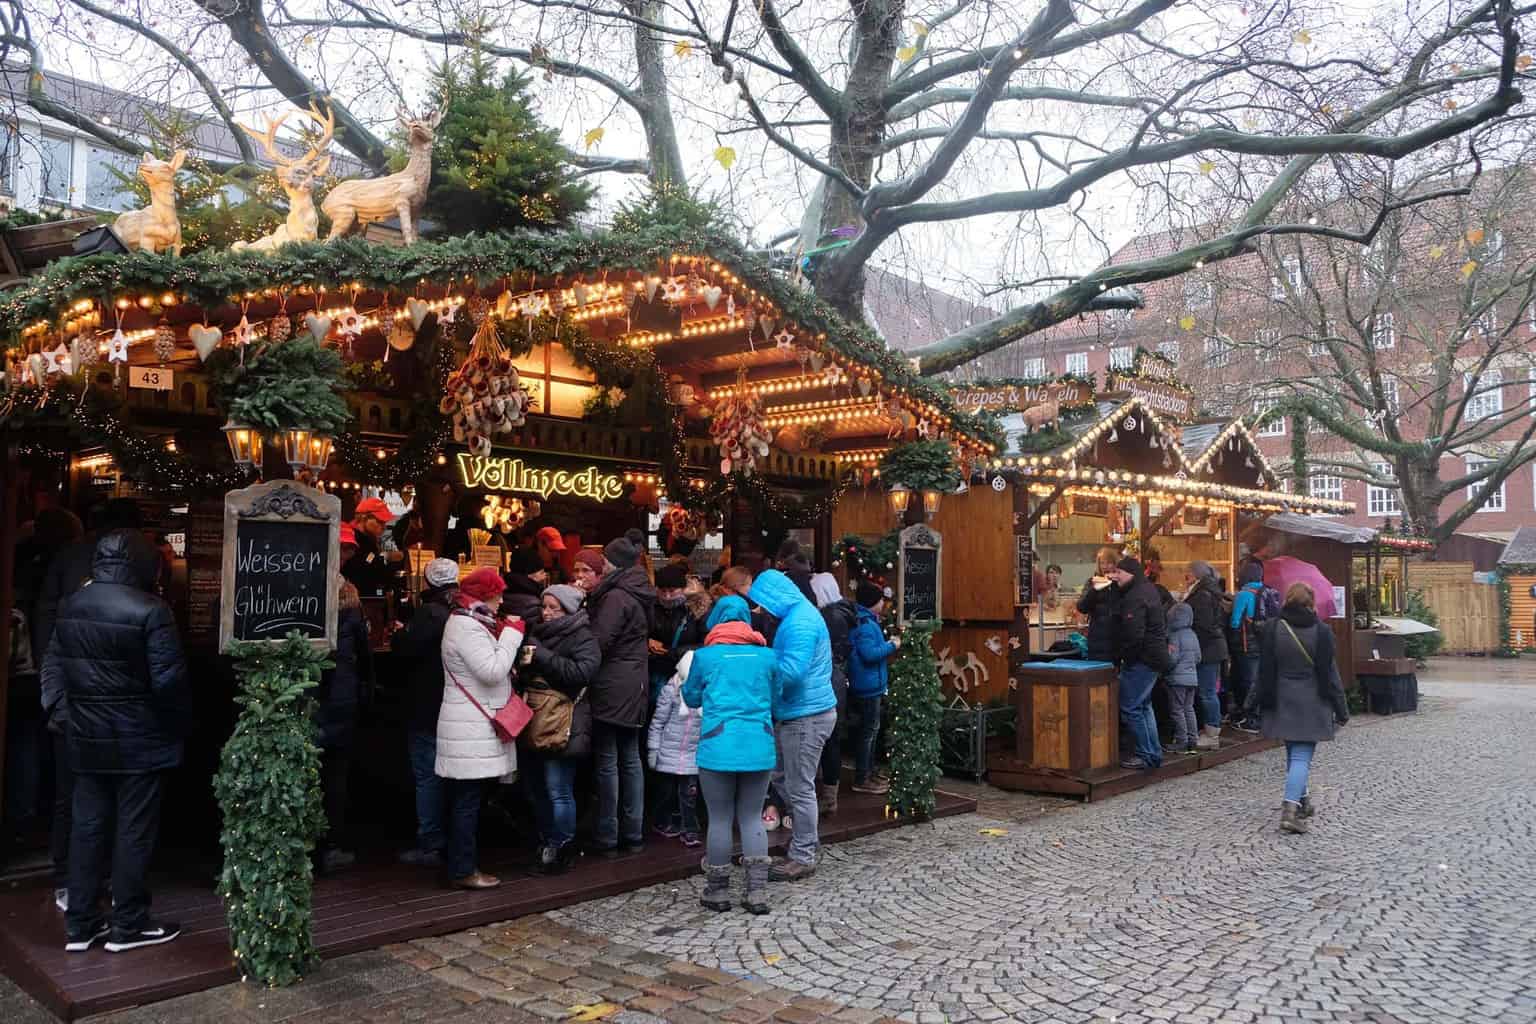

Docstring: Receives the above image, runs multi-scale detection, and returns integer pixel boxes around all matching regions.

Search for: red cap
[536,526,567,551]
[354,497,395,524]
[338,523,358,547]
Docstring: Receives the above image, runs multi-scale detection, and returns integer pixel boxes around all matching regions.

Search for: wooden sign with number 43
[129,366,173,391]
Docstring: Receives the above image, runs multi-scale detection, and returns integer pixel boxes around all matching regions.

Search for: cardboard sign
[128,366,173,391]
[221,480,340,651]
[471,545,504,569]
[898,523,942,626]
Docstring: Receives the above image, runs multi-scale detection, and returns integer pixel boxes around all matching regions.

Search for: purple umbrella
[1264,555,1340,619]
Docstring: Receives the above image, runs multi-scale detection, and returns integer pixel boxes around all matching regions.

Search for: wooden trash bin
[1014,660,1119,771]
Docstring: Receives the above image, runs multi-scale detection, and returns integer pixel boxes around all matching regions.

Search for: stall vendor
[535,526,567,583]
[345,497,404,598]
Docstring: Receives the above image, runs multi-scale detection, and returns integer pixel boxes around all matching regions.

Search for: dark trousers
[407,729,446,853]
[51,732,74,887]
[318,747,350,853]
[594,723,644,849]
[66,771,162,936]
[848,695,883,783]
[3,695,46,839]
[444,778,487,880]
[652,772,699,833]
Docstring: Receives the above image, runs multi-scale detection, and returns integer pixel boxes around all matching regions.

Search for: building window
[84,145,138,212]
[1157,340,1180,365]
[1254,391,1286,436]
[1105,307,1133,330]
[0,124,16,195]
[39,134,73,203]
[1285,255,1305,290]
[1465,456,1505,512]
[1021,356,1047,379]
[1370,312,1395,350]
[1109,346,1133,370]
[1380,376,1399,412]
[1183,278,1213,310]
[1367,463,1401,516]
[1254,327,1280,363]
[1064,351,1089,376]
[1309,475,1343,503]
[1464,368,1503,420]
[1486,229,1506,266]
[1468,309,1497,345]
[1309,318,1335,358]
[1203,335,1232,368]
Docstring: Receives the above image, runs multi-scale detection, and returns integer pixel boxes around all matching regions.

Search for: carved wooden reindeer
[113,151,185,256]
[322,106,442,244]
[233,103,335,252]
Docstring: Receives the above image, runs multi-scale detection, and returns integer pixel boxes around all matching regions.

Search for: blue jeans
[595,722,644,848]
[1234,654,1261,714]
[1118,662,1162,767]
[773,709,837,865]
[1195,663,1222,729]
[525,752,578,850]
[849,695,883,783]
[1284,741,1316,803]
[444,779,485,879]
[407,729,446,853]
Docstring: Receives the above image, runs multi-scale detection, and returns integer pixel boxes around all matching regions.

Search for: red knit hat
[459,567,506,604]
[573,548,606,575]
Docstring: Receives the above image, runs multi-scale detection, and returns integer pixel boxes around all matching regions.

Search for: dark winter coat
[39,530,190,774]
[524,608,601,699]
[1077,580,1121,663]
[33,535,100,662]
[650,599,707,679]
[1116,565,1171,672]
[316,585,371,751]
[1184,576,1230,665]
[390,583,455,734]
[821,598,858,668]
[1258,605,1349,743]
[783,566,818,605]
[500,572,545,623]
[589,565,657,728]
[343,528,397,597]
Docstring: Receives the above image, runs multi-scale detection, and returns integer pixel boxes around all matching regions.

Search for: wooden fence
[1405,561,1500,654]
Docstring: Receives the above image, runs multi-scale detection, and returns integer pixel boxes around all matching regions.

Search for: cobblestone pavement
[1,662,1531,1023]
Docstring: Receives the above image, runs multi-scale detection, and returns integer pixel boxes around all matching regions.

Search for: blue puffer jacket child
[847,603,897,698]
[1166,602,1200,688]
[749,569,835,722]
[648,652,700,775]
[682,597,782,772]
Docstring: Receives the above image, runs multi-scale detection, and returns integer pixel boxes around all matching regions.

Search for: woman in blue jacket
[682,597,781,914]
[846,581,900,795]
[749,569,836,881]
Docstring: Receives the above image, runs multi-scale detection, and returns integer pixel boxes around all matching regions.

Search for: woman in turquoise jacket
[682,596,781,914]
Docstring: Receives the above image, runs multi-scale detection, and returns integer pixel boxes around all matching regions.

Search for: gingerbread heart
[407,298,431,329]
[189,324,222,362]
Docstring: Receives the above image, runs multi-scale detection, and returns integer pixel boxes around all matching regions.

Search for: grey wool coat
[1256,606,1350,743]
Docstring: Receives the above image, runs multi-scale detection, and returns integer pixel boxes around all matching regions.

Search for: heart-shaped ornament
[759,317,775,342]
[858,377,872,397]
[407,298,430,329]
[573,281,591,306]
[702,285,723,311]
[189,324,222,361]
[809,352,824,371]
[644,277,660,303]
[304,314,332,343]
[26,353,45,383]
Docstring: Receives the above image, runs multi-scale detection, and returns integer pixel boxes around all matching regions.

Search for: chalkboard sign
[897,524,942,626]
[221,481,341,651]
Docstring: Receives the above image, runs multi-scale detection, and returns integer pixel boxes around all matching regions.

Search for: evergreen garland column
[884,620,944,820]
[213,632,332,987]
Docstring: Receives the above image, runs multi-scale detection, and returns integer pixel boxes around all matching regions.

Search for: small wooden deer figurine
[114,151,185,256]
[232,103,335,252]
[322,106,442,244]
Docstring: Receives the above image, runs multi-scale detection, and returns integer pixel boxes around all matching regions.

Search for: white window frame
[84,145,138,213]
[1254,327,1280,363]
[1284,255,1305,291]
[1486,228,1506,267]
[39,133,73,203]
[1254,391,1286,436]
[1109,346,1133,370]
[1465,456,1506,512]
[1464,368,1503,420]
[1105,307,1133,330]
[0,124,16,196]
[1380,376,1400,413]
[1064,351,1089,376]
[1309,475,1344,503]
[1367,463,1401,517]
[1183,278,1213,310]
[1468,309,1498,345]
[1021,355,1047,379]
[1371,312,1395,350]
[1156,340,1180,365]
[1203,335,1232,368]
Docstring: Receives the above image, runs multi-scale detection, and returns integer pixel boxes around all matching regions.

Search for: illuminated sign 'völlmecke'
[457,452,626,502]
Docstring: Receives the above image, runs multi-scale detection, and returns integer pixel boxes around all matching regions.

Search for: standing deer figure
[322,106,442,244]
[113,151,185,256]
[233,102,335,252]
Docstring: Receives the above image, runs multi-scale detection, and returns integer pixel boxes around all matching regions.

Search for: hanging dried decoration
[466,294,490,326]
[71,334,97,374]
[439,316,529,456]
[709,368,772,476]
[154,322,177,364]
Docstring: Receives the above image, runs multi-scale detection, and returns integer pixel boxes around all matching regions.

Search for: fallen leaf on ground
[568,1003,621,1021]
[764,954,783,965]
[978,827,1009,837]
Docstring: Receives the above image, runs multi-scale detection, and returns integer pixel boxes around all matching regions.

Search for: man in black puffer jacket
[40,529,189,954]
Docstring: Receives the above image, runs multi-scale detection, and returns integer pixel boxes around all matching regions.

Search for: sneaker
[54,888,68,913]
[850,779,890,795]
[1119,756,1149,770]
[769,858,816,882]
[654,823,682,840]
[104,922,181,953]
[761,806,780,832]
[398,848,444,868]
[64,922,109,953]
[1235,718,1261,734]
[1163,742,1184,754]
[680,832,702,848]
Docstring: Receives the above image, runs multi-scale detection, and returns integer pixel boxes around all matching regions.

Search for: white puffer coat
[435,609,523,779]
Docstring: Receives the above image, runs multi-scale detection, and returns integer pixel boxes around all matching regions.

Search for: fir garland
[885,619,945,820]
[213,633,330,988]
[836,531,900,584]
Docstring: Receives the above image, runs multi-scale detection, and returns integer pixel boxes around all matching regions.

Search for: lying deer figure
[113,151,185,256]
[322,106,442,244]
[233,102,335,252]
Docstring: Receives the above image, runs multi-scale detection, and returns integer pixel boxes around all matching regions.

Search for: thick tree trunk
[627,0,687,188]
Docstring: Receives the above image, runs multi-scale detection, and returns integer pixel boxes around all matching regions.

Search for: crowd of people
[1076,545,1349,831]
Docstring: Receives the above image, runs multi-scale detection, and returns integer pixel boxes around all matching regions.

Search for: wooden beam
[1017,480,1069,533]
[1144,498,1187,539]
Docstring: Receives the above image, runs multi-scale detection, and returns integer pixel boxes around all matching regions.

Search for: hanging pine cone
[71,335,98,373]
[467,294,490,326]
[154,323,177,364]
[268,313,292,344]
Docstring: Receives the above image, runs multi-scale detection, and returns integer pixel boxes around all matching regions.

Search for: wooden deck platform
[0,787,975,1021]
[987,729,1280,801]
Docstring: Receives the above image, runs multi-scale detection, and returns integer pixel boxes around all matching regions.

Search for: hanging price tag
[128,366,173,391]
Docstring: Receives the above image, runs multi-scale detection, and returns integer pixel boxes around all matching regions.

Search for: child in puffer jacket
[1165,602,1201,754]
[648,651,702,846]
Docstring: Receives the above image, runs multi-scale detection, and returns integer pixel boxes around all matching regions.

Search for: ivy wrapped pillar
[885,620,944,819]
[212,633,332,986]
